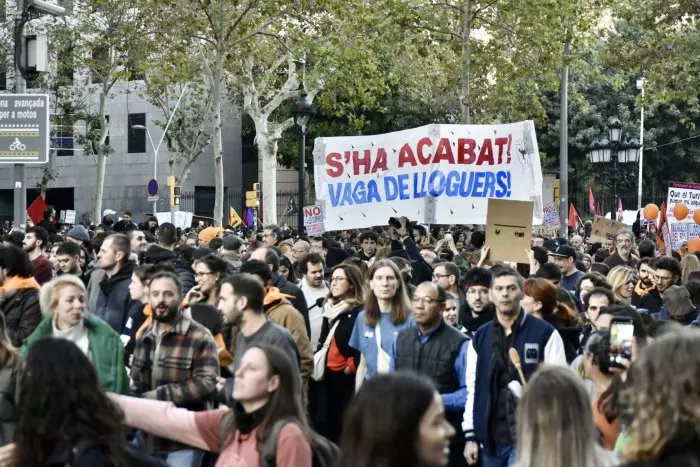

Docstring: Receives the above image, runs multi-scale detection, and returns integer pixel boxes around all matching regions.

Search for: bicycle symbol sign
[9,138,26,151]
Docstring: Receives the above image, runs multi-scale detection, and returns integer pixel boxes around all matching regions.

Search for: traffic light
[173,186,181,206]
[246,183,259,208]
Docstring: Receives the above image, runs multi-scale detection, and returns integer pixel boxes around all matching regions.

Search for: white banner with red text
[312,121,543,231]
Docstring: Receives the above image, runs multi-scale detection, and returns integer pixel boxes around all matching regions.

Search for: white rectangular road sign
[0,94,50,164]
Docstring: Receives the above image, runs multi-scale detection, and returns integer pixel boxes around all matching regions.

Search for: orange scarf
[0,276,40,293]
[634,281,654,298]
[263,286,294,306]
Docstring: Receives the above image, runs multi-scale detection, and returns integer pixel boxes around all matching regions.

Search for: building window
[128,113,146,153]
[53,128,74,157]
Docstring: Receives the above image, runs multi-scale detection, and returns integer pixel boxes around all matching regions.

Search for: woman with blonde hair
[680,253,700,284]
[21,275,129,394]
[517,365,618,467]
[349,259,413,389]
[312,263,365,442]
[617,328,700,466]
[607,266,635,305]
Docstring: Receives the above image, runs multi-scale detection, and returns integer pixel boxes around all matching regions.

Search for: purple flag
[244,208,255,227]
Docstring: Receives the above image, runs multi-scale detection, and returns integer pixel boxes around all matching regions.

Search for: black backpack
[218,411,338,467]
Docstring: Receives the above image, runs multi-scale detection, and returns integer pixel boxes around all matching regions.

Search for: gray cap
[67,224,90,242]
[662,285,694,319]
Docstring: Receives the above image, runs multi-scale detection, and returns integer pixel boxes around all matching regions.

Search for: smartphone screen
[609,319,634,367]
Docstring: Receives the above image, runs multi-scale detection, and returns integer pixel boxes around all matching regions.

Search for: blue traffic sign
[148,179,159,196]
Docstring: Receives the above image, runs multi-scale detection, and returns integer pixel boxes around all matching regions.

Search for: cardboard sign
[64,210,76,224]
[542,203,560,230]
[589,216,628,243]
[486,198,533,264]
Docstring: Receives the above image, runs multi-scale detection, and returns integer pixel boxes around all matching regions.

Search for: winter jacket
[0,360,20,446]
[91,261,137,333]
[22,313,130,394]
[637,288,663,314]
[172,259,196,295]
[463,311,567,454]
[219,251,242,272]
[264,288,314,384]
[458,302,496,339]
[0,276,41,347]
[546,315,581,363]
[113,220,138,232]
[272,272,310,337]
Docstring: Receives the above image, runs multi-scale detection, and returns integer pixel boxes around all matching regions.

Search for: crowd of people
[0,208,694,467]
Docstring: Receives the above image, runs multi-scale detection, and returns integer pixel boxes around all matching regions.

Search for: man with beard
[638,257,681,314]
[357,231,378,265]
[298,253,329,349]
[215,273,301,404]
[22,226,52,284]
[632,257,656,307]
[462,267,566,467]
[459,268,495,338]
[130,271,219,464]
[604,230,637,269]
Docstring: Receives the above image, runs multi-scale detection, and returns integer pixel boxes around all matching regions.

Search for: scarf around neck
[233,402,267,434]
[322,299,361,322]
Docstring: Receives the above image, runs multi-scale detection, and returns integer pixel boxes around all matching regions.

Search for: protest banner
[313,121,543,231]
[64,210,76,224]
[486,198,533,264]
[666,182,700,221]
[664,182,700,250]
[589,216,628,243]
[155,211,193,229]
[303,205,325,235]
[542,203,560,230]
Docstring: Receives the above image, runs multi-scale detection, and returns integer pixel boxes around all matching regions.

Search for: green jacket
[21,313,130,395]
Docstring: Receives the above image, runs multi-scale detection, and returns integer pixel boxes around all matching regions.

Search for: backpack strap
[218,410,236,451]
[259,418,292,467]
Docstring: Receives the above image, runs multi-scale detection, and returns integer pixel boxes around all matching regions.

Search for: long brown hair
[326,264,365,305]
[364,259,411,327]
[523,277,579,326]
[0,312,16,367]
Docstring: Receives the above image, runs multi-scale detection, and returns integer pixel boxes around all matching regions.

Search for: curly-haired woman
[618,328,700,466]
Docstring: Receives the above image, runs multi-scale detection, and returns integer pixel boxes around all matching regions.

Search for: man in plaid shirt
[130,270,219,467]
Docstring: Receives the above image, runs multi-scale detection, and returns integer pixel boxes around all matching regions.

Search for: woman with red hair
[521,277,581,363]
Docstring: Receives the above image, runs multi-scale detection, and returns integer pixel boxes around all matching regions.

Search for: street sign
[0,94,49,164]
[148,195,159,202]
[147,178,159,196]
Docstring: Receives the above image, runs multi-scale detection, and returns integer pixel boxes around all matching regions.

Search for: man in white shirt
[299,252,329,349]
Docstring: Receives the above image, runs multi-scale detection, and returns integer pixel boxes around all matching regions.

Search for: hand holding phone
[608,317,634,369]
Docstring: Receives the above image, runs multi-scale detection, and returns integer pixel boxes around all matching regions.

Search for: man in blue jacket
[391,282,468,467]
[462,267,566,467]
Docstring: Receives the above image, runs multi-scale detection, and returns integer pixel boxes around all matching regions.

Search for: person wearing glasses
[390,281,468,467]
[432,261,465,312]
[638,257,681,314]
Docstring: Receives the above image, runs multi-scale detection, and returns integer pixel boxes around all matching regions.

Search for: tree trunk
[257,132,278,225]
[460,0,473,124]
[211,51,225,227]
[92,90,108,224]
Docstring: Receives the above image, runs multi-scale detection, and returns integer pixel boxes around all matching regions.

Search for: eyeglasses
[195,271,214,277]
[432,274,452,280]
[330,277,348,283]
[411,296,443,305]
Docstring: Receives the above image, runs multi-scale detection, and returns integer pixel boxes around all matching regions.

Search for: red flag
[617,198,623,222]
[588,187,595,214]
[596,202,602,217]
[26,195,47,225]
[568,202,580,228]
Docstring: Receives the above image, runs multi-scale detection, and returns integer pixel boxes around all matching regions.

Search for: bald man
[291,240,310,264]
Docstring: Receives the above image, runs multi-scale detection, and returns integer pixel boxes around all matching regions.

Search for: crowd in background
[0,207,693,467]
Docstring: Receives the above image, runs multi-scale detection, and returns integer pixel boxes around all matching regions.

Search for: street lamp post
[130,84,188,217]
[587,117,641,213]
[293,89,315,234]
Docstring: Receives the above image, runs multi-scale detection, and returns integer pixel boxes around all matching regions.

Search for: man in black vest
[390,282,468,467]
